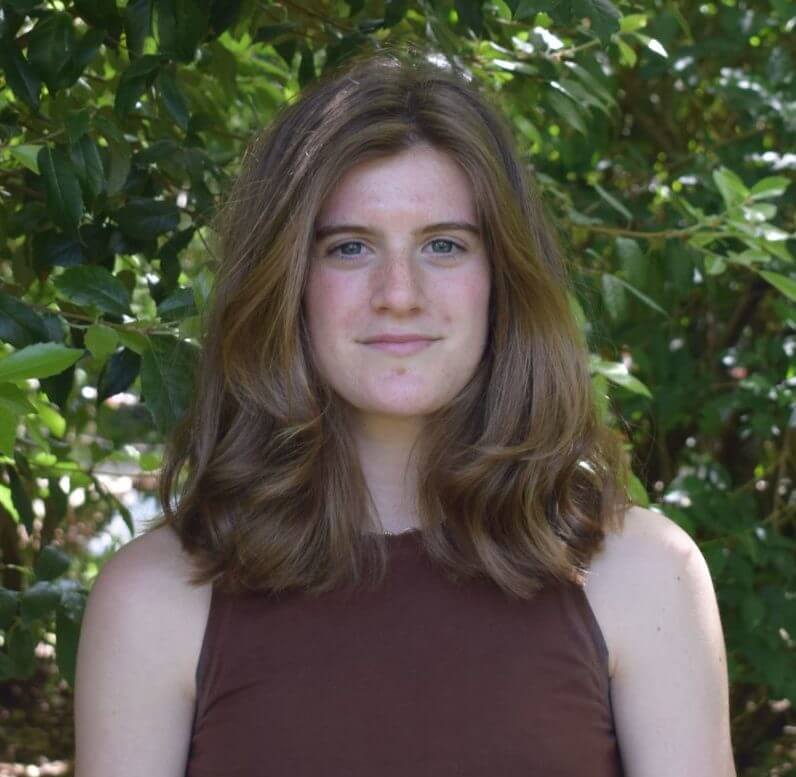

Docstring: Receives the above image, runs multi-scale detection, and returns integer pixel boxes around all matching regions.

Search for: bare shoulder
[88,523,213,701]
[74,525,214,774]
[582,510,736,773]
[582,504,705,679]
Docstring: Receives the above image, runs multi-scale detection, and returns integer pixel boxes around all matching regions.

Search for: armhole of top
[573,582,610,672]
[563,582,613,701]
[575,581,619,729]
[193,582,231,728]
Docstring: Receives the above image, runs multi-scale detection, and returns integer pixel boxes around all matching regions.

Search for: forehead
[316,146,477,224]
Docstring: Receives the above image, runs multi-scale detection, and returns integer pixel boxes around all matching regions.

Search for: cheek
[441,269,491,333]
[304,271,359,343]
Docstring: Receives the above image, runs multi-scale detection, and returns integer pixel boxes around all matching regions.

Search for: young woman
[74,50,737,776]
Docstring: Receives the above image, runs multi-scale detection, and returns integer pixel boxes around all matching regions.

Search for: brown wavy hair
[147,46,632,600]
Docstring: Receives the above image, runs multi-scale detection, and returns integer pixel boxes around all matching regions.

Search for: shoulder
[601,502,704,573]
[583,504,712,677]
[584,506,736,774]
[74,525,214,773]
[82,523,213,701]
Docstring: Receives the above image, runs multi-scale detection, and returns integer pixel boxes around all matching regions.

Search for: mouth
[362,338,438,356]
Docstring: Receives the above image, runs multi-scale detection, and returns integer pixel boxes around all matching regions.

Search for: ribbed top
[185,531,624,776]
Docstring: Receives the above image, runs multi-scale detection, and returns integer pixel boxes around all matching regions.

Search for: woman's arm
[607,508,737,776]
[73,526,209,777]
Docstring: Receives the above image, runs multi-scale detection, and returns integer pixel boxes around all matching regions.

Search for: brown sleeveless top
[185,530,625,776]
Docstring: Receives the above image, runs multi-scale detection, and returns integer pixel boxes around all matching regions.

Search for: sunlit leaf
[760,271,796,302]
[0,343,84,383]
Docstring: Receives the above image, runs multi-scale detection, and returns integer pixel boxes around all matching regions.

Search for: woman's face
[304,144,491,424]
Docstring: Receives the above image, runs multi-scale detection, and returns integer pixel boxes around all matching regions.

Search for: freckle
[656,626,661,631]
[676,576,681,580]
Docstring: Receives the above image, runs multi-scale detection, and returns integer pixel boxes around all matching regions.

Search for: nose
[370,251,425,313]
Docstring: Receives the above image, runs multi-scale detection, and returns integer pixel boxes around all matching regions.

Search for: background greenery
[0,0,793,773]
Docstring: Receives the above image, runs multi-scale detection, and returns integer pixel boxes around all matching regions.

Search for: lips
[362,337,438,355]
[361,334,438,343]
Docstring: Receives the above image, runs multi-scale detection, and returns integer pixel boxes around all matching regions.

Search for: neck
[350,410,424,534]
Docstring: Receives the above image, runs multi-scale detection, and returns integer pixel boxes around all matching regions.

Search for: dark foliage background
[0,0,793,773]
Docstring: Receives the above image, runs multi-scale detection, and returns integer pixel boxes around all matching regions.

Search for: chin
[349,393,450,418]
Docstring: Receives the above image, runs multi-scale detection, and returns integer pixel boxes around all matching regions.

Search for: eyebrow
[313,221,481,241]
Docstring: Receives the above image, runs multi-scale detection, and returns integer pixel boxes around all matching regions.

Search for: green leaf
[157,287,197,322]
[66,109,91,144]
[748,176,790,200]
[8,144,42,173]
[571,0,621,43]
[115,54,163,116]
[567,291,587,334]
[30,394,66,437]
[0,291,51,347]
[712,167,748,209]
[191,264,215,316]
[0,383,36,416]
[140,335,199,435]
[0,342,84,382]
[615,237,647,287]
[123,0,152,56]
[0,411,17,456]
[616,38,637,67]
[7,466,34,532]
[631,32,667,58]
[208,0,243,38]
[53,265,132,317]
[454,0,484,35]
[628,471,649,507]
[20,580,61,621]
[37,146,84,238]
[619,13,647,33]
[704,255,727,275]
[546,91,587,135]
[384,0,409,26]
[0,588,18,631]
[725,249,771,267]
[156,65,190,129]
[5,0,40,12]
[56,592,86,687]
[85,323,120,360]
[8,621,36,677]
[739,203,776,222]
[116,197,180,240]
[94,115,131,197]
[74,0,122,31]
[34,544,71,581]
[26,11,77,90]
[759,271,796,302]
[0,43,41,109]
[593,183,632,221]
[69,135,105,203]
[590,356,653,398]
[601,273,628,321]
[610,274,668,316]
[97,347,141,401]
[154,0,210,63]
[69,26,104,81]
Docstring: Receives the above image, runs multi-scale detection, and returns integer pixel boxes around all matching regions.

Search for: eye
[326,240,368,258]
[426,238,465,256]
[325,238,466,259]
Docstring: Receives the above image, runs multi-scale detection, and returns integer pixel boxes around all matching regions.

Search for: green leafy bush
[0,0,793,771]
